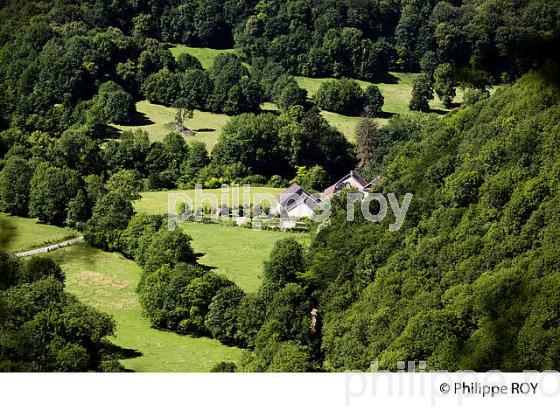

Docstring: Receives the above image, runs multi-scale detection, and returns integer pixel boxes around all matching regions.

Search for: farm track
[15,237,85,258]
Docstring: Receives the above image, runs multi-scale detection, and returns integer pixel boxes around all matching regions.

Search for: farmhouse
[276,183,320,218]
[276,171,381,221]
[323,170,381,198]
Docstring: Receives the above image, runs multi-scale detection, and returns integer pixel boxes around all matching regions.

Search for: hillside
[1,0,559,380]
[307,68,560,371]
[113,100,230,149]
[0,214,78,253]
[49,243,243,371]
[168,45,457,141]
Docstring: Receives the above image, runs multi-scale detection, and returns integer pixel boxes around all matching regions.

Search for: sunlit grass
[180,222,308,292]
[50,243,243,372]
[170,45,238,70]
[0,214,78,253]
[114,100,231,149]
[135,187,285,215]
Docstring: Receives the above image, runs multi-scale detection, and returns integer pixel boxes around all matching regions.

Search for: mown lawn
[0,214,78,253]
[135,187,285,215]
[181,222,308,292]
[114,100,231,149]
[169,45,237,70]
[50,243,243,372]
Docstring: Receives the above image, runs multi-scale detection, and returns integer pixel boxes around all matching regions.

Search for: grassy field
[181,222,307,292]
[170,45,237,70]
[295,72,463,141]
[50,243,243,372]
[135,187,285,215]
[295,73,416,114]
[124,46,464,148]
[0,214,78,253]
[114,100,230,149]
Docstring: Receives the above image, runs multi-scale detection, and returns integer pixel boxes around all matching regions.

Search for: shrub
[176,53,203,72]
[409,73,434,112]
[315,79,365,115]
[141,69,184,106]
[205,285,246,344]
[363,85,384,116]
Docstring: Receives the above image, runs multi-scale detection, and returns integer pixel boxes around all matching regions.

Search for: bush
[0,156,33,216]
[276,83,308,111]
[181,69,213,110]
[140,228,197,273]
[205,285,246,344]
[90,81,136,125]
[210,362,237,372]
[138,264,204,330]
[463,88,490,106]
[0,254,115,371]
[268,175,289,188]
[262,239,306,293]
[141,69,184,106]
[176,53,203,72]
[364,85,384,117]
[290,165,327,191]
[236,294,267,348]
[409,73,434,112]
[434,63,456,108]
[315,79,365,115]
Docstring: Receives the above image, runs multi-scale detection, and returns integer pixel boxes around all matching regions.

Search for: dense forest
[1,0,560,372]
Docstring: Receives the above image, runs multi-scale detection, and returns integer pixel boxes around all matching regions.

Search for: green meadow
[114,100,230,149]
[0,214,78,253]
[170,45,238,70]
[50,243,243,372]
[181,222,307,292]
[134,187,285,215]
[167,46,461,143]
[0,213,303,370]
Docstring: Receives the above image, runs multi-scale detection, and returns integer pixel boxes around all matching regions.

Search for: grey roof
[278,183,320,212]
[363,175,382,190]
[324,170,369,196]
[348,170,368,187]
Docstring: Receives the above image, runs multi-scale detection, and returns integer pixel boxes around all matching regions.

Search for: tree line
[0,252,120,371]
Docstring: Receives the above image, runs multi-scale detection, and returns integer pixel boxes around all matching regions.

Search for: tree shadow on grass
[128,111,154,126]
[428,108,449,115]
[103,343,142,372]
[0,217,16,252]
[96,124,122,140]
[260,107,280,114]
[194,258,218,273]
[373,71,400,85]
[376,111,395,119]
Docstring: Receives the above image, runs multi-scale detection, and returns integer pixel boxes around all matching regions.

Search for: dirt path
[15,237,85,258]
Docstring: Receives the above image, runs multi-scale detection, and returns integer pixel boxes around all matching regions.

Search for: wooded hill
[305,67,560,371]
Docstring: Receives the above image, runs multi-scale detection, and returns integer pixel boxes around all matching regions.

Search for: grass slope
[296,72,462,141]
[181,223,308,292]
[114,100,230,149]
[50,243,242,372]
[135,187,285,215]
[0,214,78,253]
[170,45,237,70]
[164,46,463,144]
